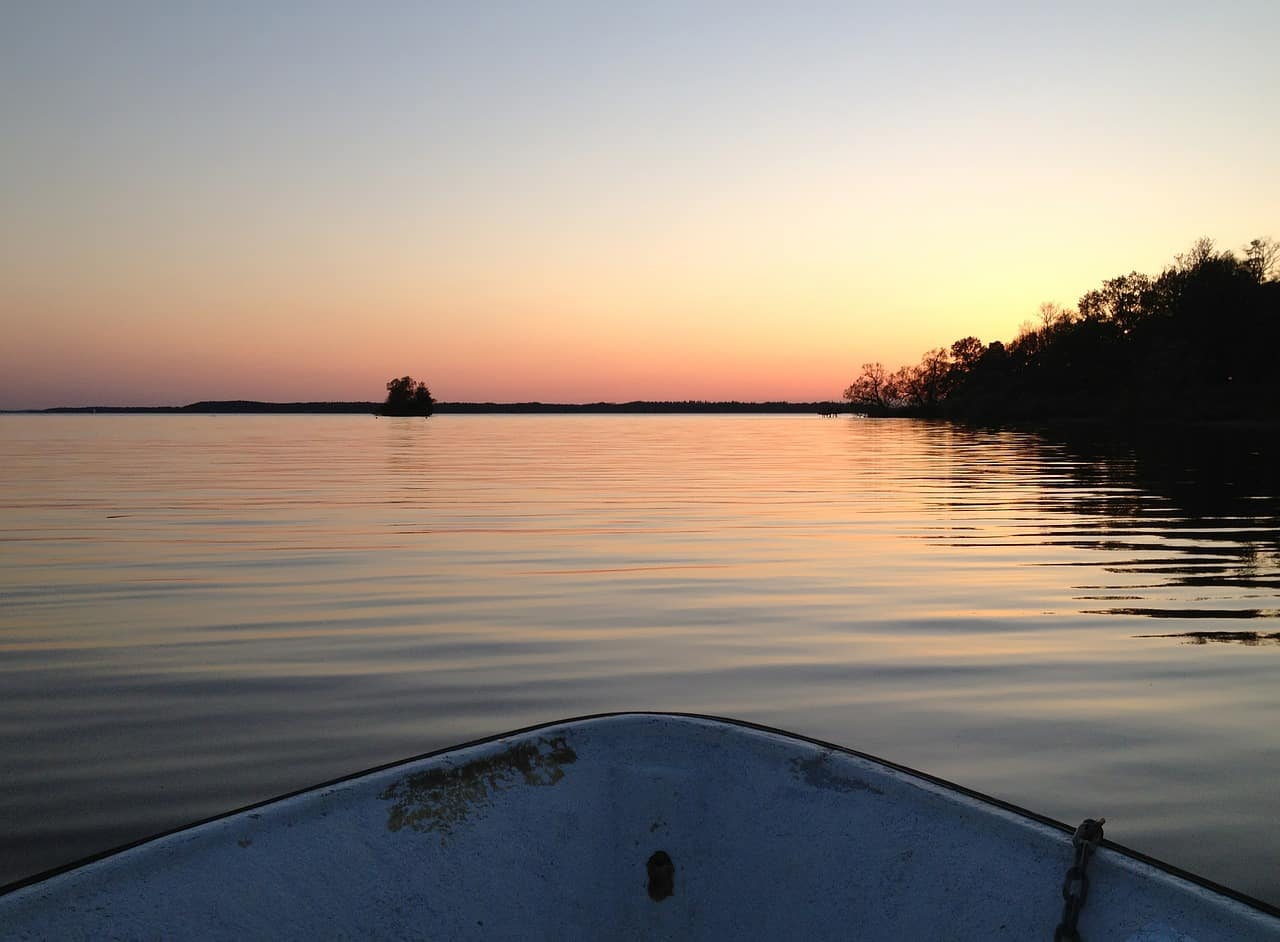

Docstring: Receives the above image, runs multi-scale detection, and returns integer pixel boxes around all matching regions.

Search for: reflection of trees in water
[1050,425,1279,530]
[1050,427,1280,625]
[920,422,1279,630]
[1136,631,1280,646]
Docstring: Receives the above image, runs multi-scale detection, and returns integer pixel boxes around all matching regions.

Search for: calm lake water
[2,414,1278,902]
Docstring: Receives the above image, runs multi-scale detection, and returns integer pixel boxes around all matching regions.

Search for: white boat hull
[3,713,1277,940]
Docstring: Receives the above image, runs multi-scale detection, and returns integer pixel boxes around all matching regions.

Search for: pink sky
[3,5,1278,408]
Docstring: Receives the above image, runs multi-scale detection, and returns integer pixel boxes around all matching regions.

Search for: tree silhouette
[949,336,984,370]
[381,376,434,416]
[842,362,897,412]
[1243,238,1280,282]
[844,236,1278,422]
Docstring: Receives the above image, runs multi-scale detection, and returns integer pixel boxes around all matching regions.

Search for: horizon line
[4,398,850,415]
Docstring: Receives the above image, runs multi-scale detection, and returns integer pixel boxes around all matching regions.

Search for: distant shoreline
[6,402,1278,431]
[6,400,849,415]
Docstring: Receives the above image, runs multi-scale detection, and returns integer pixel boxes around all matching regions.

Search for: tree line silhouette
[844,238,1279,422]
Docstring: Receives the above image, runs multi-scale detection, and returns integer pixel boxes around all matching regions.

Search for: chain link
[1054,817,1105,942]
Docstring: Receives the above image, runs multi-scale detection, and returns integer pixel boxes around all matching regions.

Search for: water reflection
[1136,631,1280,645]
[1049,428,1280,625]
[1,415,1278,905]
[914,422,1280,627]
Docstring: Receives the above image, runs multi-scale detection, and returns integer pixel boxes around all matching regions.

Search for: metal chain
[1054,817,1106,942]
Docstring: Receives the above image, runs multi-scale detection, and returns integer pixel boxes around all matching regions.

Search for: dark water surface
[2,415,1278,902]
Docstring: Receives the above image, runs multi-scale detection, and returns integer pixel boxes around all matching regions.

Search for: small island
[378,376,434,417]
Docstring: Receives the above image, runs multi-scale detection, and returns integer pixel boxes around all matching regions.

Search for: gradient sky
[3,2,1278,407]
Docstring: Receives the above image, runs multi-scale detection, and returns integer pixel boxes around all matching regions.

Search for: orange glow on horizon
[3,6,1277,409]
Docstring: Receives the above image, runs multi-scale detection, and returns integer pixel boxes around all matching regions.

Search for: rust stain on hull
[790,751,884,795]
[380,736,577,834]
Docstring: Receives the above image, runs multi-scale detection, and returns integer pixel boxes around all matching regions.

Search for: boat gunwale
[3,710,1278,919]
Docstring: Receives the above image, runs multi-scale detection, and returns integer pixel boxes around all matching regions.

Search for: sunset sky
[3,2,1278,408]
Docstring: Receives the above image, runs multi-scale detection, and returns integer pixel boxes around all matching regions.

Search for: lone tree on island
[381,376,434,416]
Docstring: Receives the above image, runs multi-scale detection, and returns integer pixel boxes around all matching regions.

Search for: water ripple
[0,414,1277,903]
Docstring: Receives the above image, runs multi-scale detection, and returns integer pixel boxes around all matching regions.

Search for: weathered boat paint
[2,713,1278,940]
